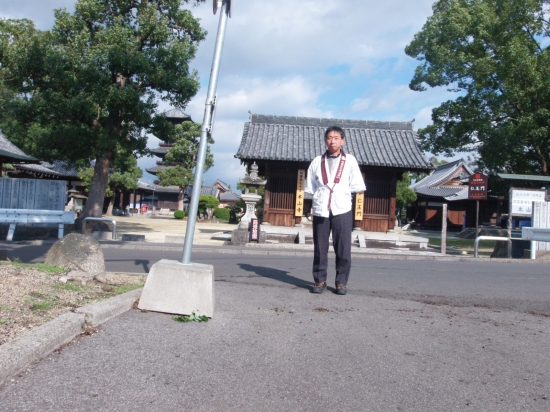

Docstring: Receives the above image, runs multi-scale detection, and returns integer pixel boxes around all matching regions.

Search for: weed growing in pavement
[0,304,13,312]
[173,312,209,323]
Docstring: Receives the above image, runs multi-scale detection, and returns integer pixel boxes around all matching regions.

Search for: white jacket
[305,152,366,218]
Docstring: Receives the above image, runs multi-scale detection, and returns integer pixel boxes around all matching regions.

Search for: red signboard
[250,218,260,242]
[468,173,488,200]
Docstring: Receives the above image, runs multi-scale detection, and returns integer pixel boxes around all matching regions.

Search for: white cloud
[2,0,459,190]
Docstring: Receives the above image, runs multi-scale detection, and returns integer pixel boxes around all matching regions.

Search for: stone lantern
[231,162,267,244]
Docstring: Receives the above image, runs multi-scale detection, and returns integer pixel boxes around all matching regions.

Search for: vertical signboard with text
[295,169,306,217]
[468,173,488,200]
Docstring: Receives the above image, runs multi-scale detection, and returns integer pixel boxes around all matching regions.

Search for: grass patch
[0,261,68,274]
[54,282,85,292]
[428,237,497,251]
[0,318,8,325]
[0,304,13,312]
[27,291,59,312]
[113,282,144,295]
[31,301,53,311]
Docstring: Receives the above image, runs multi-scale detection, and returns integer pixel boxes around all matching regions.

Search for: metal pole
[441,203,447,255]
[182,0,230,264]
[475,200,479,237]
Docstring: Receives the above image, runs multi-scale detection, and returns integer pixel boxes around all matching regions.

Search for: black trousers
[312,210,353,286]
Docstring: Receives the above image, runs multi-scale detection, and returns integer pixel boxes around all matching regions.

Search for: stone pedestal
[138,259,214,318]
[231,227,266,245]
[238,193,262,229]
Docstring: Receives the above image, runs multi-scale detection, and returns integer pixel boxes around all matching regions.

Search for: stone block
[357,234,366,248]
[121,234,145,242]
[138,259,214,318]
[231,228,250,244]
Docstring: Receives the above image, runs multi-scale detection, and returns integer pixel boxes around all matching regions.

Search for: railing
[0,209,74,241]
[82,217,117,240]
[521,227,550,259]
[474,236,511,258]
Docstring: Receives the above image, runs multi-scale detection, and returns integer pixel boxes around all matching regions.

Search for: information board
[468,173,488,200]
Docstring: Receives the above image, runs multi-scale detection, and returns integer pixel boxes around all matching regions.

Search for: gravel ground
[0,264,144,345]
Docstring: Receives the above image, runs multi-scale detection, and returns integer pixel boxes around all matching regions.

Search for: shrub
[213,207,230,221]
[174,210,185,219]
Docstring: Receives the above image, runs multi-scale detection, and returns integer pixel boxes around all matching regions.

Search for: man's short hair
[324,126,345,140]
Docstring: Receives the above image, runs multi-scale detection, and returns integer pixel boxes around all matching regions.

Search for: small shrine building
[235,114,433,232]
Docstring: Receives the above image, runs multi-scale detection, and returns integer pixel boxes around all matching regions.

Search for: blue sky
[0,0,462,189]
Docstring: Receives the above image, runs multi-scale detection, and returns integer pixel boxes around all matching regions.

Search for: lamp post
[181,0,231,264]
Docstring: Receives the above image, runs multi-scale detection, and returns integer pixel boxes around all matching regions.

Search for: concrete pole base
[138,259,214,318]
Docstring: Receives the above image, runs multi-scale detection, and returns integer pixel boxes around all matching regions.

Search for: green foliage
[0,0,207,218]
[213,207,230,221]
[396,173,417,211]
[198,195,220,212]
[406,0,550,175]
[174,210,185,219]
[156,165,193,191]
[173,312,209,323]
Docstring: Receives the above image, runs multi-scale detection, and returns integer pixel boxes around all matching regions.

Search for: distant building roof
[498,173,550,183]
[13,160,79,179]
[137,180,180,193]
[235,114,433,170]
[0,130,39,164]
[163,108,192,121]
[411,158,473,199]
[220,190,240,202]
[213,179,230,191]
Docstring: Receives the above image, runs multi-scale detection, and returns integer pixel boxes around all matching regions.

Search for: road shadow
[237,263,312,290]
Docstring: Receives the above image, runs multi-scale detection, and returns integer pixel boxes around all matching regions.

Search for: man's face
[325,131,345,155]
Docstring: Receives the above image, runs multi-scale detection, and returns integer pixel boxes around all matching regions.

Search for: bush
[174,210,185,219]
[213,207,230,221]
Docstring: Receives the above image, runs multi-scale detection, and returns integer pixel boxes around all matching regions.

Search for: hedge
[213,207,230,221]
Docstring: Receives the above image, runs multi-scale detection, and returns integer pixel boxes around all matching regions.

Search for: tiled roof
[0,130,39,163]
[150,146,170,156]
[163,108,192,121]
[235,114,432,170]
[13,160,79,178]
[138,180,180,193]
[214,179,230,191]
[220,190,240,202]
[411,158,473,198]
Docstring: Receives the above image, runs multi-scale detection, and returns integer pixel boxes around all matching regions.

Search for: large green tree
[0,0,206,221]
[156,120,213,210]
[406,0,550,175]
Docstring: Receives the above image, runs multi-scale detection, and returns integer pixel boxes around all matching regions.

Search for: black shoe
[311,281,326,294]
[335,284,347,295]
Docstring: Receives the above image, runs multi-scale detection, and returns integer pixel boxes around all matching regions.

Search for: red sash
[321,150,346,211]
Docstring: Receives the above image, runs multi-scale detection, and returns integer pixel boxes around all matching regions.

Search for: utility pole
[182,0,231,264]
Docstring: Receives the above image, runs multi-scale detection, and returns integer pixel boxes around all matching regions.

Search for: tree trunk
[105,193,115,216]
[77,151,112,226]
[178,187,184,211]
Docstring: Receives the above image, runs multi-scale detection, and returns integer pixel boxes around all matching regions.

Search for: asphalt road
[3,242,550,316]
[2,243,550,410]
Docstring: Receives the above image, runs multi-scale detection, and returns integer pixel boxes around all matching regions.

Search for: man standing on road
[305,126,366,295]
